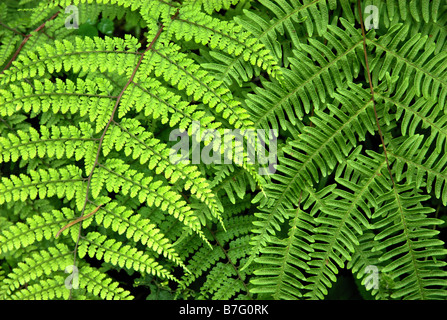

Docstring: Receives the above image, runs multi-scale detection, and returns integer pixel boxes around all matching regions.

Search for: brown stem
[1,11,61,74]
[55,205,103,238]
[68,24,166,300]
[357,0,395,187]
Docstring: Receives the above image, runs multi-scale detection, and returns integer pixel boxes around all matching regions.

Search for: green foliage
[1,0,447,301]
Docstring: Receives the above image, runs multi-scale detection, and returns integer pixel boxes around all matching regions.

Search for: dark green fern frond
[246,19,364,131]
[250,205,314,299]
[389,135,447,206]
[371,182,447,300]
[370,23,447,108]
[235,0,341,64]
[378,0,442,25]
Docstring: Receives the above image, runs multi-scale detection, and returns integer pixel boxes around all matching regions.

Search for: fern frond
[210,164,256,204]
[197,235,252,300]
[250,206,314,299]
[168,3,280,77]
[302,158,383,300]
[6,265,134,300]
[0,243,73,297]
[245,85,376,265]
[0,123,97,164]
[179,199,254,298]
[139,41,253,129]
[180,244,226,288]
[347,232,384,298]
[0,207,74,254]
[371,183,447,300]
[185,0,242,14]
[102,118,223,221]
[235,0,342,64]
[77,231,181,281]
[389,135,447,206]
[0,77,117,132]
[117,76,219,131]
[370,23,447,108]
[379,0,442,24]
[93,201,174,254]
[199,49,262,87]
[246,19,363,130]
[77,265,134,300]
[4,275,71,300]
[0,165,85,205]
[94,158,205,236]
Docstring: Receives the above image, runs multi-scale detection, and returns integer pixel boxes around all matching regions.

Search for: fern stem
[69,23,166,300]
[0,10,61,75]
[56,205,102,238]
[357,0,395,187]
